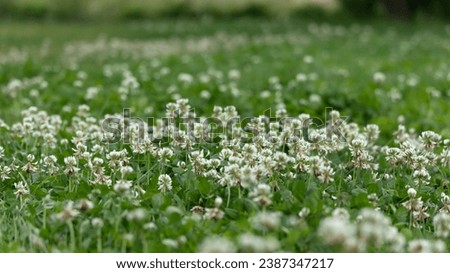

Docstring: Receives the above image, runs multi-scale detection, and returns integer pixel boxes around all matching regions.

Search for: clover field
[0,18,450,252]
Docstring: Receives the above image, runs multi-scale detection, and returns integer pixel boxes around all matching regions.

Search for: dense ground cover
[0,18,449,252]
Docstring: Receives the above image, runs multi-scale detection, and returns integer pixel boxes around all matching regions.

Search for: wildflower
[318,215,357,249]
[385,147,404,166]
[440,148,450,166]
[317,165,335,183]
[22,154,38,173]
[408,239,446,253]
[126,208,147,222]
[250,212,281,231]
[433,213,450,238]
[190,206,205,215]
[413,168,430,186]
[143,222,157,231]
[91,170,112,186]
[205,196,225,220]
[249,184,272,206]
[407,188,417,198]
[76,199,94,212]
[298,207,311,219]
[419,131,441,150]
[158,148,173,163]
[123,233,134,244]
[364,124,380,143]
[214,196,222,208]
[402,188,426,225]
[85,86,99,100]
[0,165,11,180]
[198,236,236,253]
[91,218,104,229]
[42,155,59,175]
[114,180,132,194]
[240,166,257,188]
[373,72,386,83]
[368,193,378,207]
[332,208,350,219]
[439,193,450,213]
[14,181,29,198]
[357,209,403,250]
[238,233,280,252]
[412,207,429,225]
[162,239,179,249]
[30,233,46,250]
[55,201,79,221]
[119,165,133,178]
[157,174,172,193]
[64,156,79,175]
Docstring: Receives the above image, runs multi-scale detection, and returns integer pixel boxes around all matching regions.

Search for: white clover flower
[64,156,79,175]
[214,196,223,208]
[178,73,193,84]
[204,207,224,220]
[331,208,350,219]
[318,215,356,247]
[143,222,157,231]
[162,239,179,249]
[303,55,314,64]
[113,180,132,194]
[317,165,335,184]
[158,148,174,162]
[55,201,80,222]
[228,69,240,80]
[198,236,236,253]
[408,239,446,253]
[240,166,257,188]
[413,168,430,185]
[238,233,280,252]
[373,72,386,83]
[407,188,417,198]
[14,181,29,198]
[298,207,311,219]
[200,90,211,99]
[440,148,450,166]
[433,213,450,238]
[85,86,99,100]
[22,154,38,173]
[357,209,394,246]
[91,218,104,229]
[123,233,134,244]
[249,184,272,206]
[0,165,11,180]
[364,124,380,143]
[157,174,172,193]
[126,208,147,222]
[250,212,281,231]
[120,165,133,177]
[419,131,441,150]
[76,199,94,212]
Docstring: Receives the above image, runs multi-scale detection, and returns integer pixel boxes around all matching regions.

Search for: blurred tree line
[0,0,448,21]
[340,0,450,19]
[0,0,335,20]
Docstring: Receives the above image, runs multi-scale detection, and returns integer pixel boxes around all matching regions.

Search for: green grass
[0,18,449,252]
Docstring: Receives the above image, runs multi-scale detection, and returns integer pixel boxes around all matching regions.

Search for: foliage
[337,0,450,19]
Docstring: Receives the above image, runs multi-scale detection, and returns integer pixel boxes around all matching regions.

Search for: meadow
[0,18,450,252]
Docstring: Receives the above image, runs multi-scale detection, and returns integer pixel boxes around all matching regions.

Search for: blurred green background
[0,0,337,20]
[0,0,448,21]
